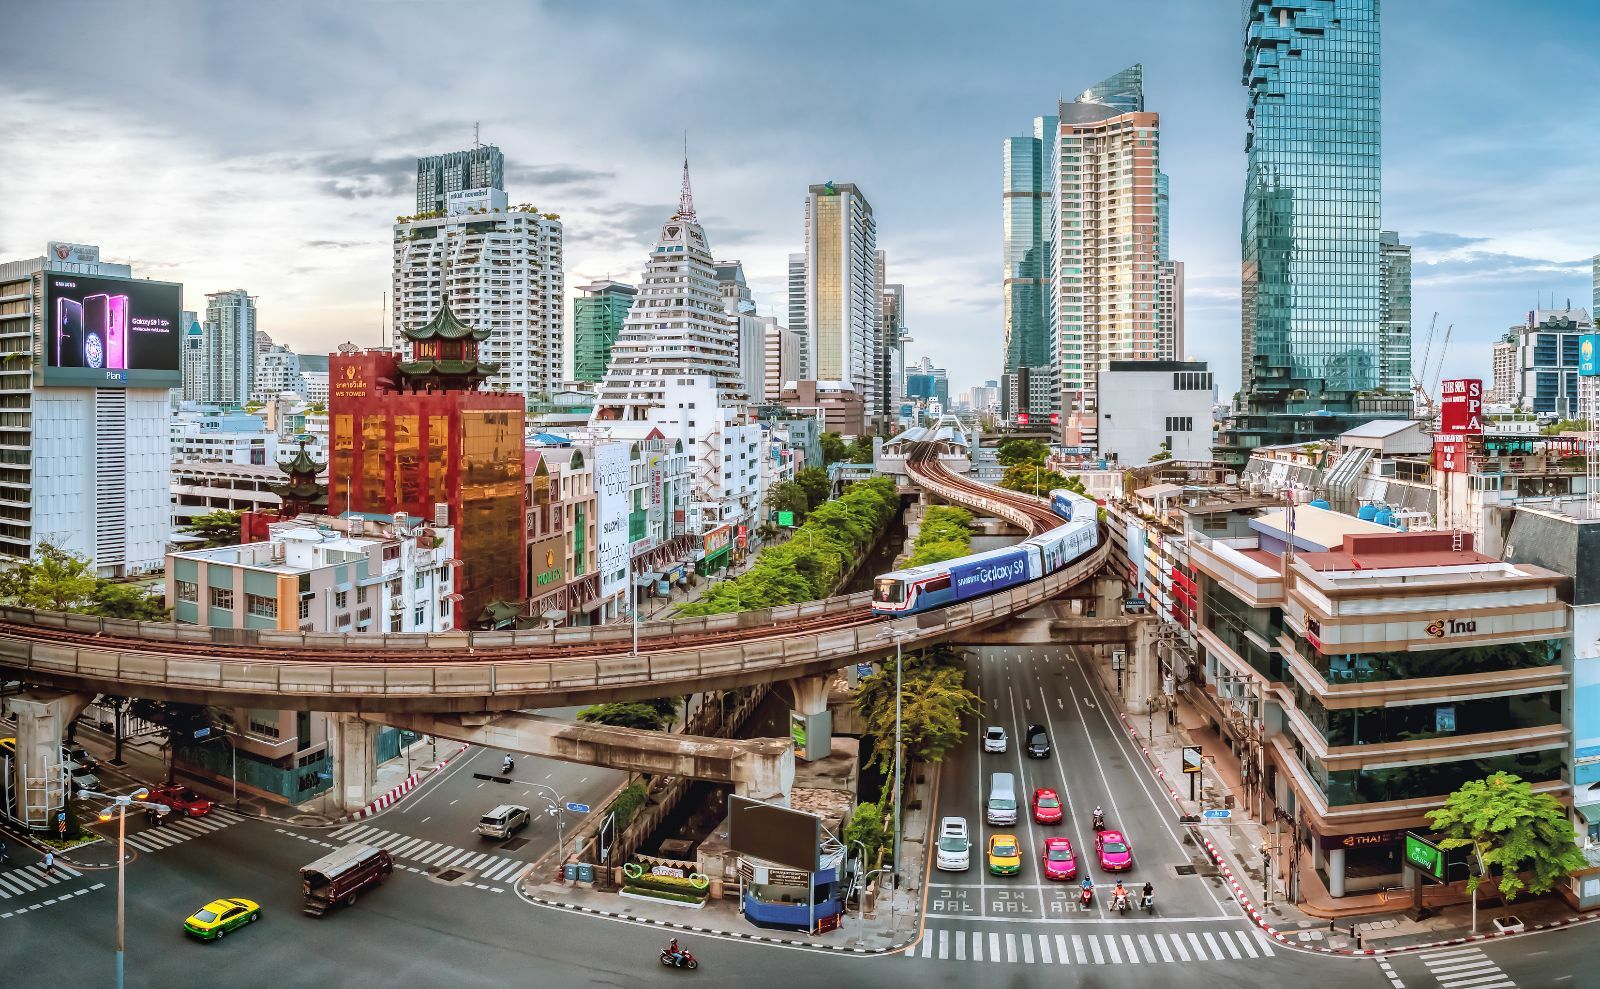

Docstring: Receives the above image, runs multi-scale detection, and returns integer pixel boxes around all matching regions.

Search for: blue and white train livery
[871,489,1099,616]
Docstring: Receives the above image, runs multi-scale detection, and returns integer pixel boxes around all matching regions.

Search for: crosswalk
[330,823,534,886]
[906,924,1277,966]
[1417,945,1516,989]
[120,808,248,854]
[0,860,85,899]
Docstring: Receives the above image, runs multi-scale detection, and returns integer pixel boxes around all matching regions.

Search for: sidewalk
[1093,661,1584,951]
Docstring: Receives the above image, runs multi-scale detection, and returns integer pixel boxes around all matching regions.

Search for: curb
[1111,710,1600,957]
[330,745,467,825]
[517,889,917,956]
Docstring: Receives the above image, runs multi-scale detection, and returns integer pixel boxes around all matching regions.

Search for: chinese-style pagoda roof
[397,359,499,378]
[277,441,324,476]
[405,297,490,342]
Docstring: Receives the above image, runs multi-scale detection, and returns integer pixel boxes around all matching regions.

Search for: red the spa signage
[1439,379,1483,435]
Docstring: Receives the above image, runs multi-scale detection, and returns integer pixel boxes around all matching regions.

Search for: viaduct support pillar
[3,689,92,833]
[733,746,796,807]
[785,674,832,762]
[328,713,383,813]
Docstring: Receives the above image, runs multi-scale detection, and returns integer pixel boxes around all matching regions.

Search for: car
[64,744,99,773]
[476,804,531,839]
[935,817,971,871]
[149,784,214,818]
[1026,724,1051,758]
[183,897,260,940]
[1096,829,1133,871]
[986,834,1021,876]
[983,726,1007,753]
[1031,787,1063,824]
[1041,836,1077,880]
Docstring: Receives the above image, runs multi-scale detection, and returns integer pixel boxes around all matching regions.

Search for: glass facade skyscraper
[1002,117,1052,374]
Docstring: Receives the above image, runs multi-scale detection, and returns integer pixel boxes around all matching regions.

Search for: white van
[936,817,971,871]
[987,773,1017,825]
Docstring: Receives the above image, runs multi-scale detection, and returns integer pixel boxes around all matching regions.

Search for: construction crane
[1410,312,1453,419]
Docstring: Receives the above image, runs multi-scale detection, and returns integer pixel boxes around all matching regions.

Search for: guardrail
[0,543,1110,706]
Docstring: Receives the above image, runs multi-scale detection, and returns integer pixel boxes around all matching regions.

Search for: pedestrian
[0,836,8,864]
[43,850,55,877]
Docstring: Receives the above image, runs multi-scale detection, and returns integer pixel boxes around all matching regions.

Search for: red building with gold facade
[328,300,525,627]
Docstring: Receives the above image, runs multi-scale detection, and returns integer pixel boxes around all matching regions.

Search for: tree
[844,436,875,464]
[90,582,168,621]
[856,646,982,776]
[998,462,1075,498]
[820,432,849,465]
[844,800,885,866]
[0,542,98,611]
[996,438,1049,467]
[1148,440,1173,463]
[906,506,973,567]
[1541,419,1586,436]
[181,509,244,548]
[1425,771,1588,903]
[576,702,669,731]
[794,467,830,510]
[767,481,811,523]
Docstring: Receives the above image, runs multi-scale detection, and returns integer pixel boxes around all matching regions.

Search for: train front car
[871,544,1041,617]
[1049,488,1097,522]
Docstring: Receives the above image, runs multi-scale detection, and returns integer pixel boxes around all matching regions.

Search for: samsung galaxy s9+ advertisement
[43,272,182,387]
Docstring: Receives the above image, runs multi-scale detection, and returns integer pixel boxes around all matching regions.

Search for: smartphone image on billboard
[56,298,84,367]
[82,294,108,369]
[105,294,129,369]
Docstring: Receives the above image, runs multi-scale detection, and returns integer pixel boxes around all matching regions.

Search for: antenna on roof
[474,121,480,148]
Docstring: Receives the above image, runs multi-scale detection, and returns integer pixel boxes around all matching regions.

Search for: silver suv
[983,726,1007,753]
[475,804,531,840]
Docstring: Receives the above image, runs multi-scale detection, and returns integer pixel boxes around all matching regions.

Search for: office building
[878,254,908,426]
[1096,360,1214,465]
[762,317,801,401]
[593,160,747,420]
[1222,2,1392,465]
[298,354,329,404]
[1002,114,1053,379]
[199,289,258,404]
[0,244,174,577]
[905,355,949,409]
[573,279,637,384]
[180,310,204,400]
[393,184,564,400]
[775,380,865,437]
[1507,308,1591,418]
[1379,231,1412,395]
[788,253,808,377]
[254,343,303,400]
[170,405,279,465]
[1489,334,1517,405]
[1157,261,1185,362]
[330,301,525,627]
[801,182,879,424]
[714,260,769,404]
[415,145,505,215]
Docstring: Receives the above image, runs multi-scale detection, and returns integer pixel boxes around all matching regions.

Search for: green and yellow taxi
[986,834,1021,876]
[183,898,260,940]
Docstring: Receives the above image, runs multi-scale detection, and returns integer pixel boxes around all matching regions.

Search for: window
[383,545,401,561]
[1164,416,1193,432]
[245,594,278,619]
[209,587,234,609]
[415,573,426,590]
[299,598,311,620]
[357,585,368,604]
[335,590,348,608]
[414,606,426,626]
[176,580,198,603]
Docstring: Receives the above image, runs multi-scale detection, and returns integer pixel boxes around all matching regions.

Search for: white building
[171,461,291,532]
[714,260,768,405]
[254,344,303,401]
[1156,260,1185,362]
[787,252,809,378]
[171,405,280,465]
[1096,360,1214,465]
[298,355,329,404]
[592,160,748,420]
[762,317,801,402]
[802,182,880,424]
[392,185,564,400]
[0,244,173,577]
[878,254,908,426]
[199,289,258,404]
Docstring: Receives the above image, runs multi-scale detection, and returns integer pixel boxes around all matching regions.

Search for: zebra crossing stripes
[0,861,83,899]
[120,808,247,854]
[1417,946,1516,989]
[330,824,533,884]
[909,925,1276,966]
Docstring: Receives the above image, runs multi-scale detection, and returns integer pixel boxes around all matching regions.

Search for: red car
[148,784,214,818]
[1041,836,1077,880]
[1095,829,1132,872]
[1031,788,1063,824]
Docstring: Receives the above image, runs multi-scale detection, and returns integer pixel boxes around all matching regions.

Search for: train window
[875,579,905,603]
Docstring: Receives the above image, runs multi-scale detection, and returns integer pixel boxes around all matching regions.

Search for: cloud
[1405,231,1492,253]
[505,163,617,188]
[1414,251,1590,288]
[303,238,370,250]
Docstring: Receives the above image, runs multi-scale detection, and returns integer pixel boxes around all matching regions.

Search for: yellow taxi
[986,834,1022,876]
[183,898,261,940]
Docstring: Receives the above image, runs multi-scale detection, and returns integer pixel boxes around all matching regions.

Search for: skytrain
[870,489,1099,616]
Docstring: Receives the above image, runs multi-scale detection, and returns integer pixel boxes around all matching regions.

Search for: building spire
[677,136,696,221]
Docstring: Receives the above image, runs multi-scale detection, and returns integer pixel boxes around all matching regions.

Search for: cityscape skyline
[1,1,1596,396]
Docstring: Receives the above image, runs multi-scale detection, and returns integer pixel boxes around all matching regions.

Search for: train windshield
[874,578,905,604]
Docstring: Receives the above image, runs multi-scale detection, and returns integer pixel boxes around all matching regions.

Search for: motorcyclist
[667,938,680,959]
[1092,805,1105,829]
[501,754,514,775]
[1113,881,1128,909]
[1079,877,1093,901]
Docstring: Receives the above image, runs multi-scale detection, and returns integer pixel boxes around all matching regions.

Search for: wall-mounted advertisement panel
[41,272,181,388]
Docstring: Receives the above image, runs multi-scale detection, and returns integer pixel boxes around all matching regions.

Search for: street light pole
[81,786,168,989]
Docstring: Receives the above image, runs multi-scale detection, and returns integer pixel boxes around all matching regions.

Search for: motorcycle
[1078,885,1093,907]
[501,757,515,775]
[1141,893,1155,914]
[1092,813,1106,831]
[660,947,699,970]
[1113,891,1129,915]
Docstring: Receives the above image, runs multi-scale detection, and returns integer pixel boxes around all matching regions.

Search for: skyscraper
[1219,1,1399,465]
[415,145,505,215]
[203,289,258,404]
[1379,230,1412,395]
[802,182,880,424]
[787,252,809,378]
[878,255,908,423]
[714,260,769,403]
[1157,261,1185,361]
[573,280,637,384]
[1002,116,1052,376]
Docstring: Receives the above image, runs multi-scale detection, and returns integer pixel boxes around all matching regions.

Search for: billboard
[1581,334,1600,377]
[1433,435,1469,473]
[728,795,821,872]
[594,442,632,600]
[42,272,181,388]
[47,242,100,265]
[1438,378,1483,436]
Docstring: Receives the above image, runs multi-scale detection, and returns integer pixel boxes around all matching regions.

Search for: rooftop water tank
[1310,499,1331,510]
[1357,504,1378,521]
[1374,508,1394,527]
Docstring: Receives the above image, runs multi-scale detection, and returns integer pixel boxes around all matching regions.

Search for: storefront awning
[634,572,662,587]
[540,609,566,621]
[1576,803,1600,824]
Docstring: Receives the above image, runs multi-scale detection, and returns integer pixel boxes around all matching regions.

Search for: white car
[936,817,971,871]
[983,726,1007,753]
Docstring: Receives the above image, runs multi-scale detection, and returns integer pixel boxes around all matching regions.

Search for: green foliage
[678,476,899,617]
[1541,419,1586,436]
[621,885,704,904]
[820,432,849,465]
[1425,771,1588,902]
[623,871,711,898]
[844,800,885,865]
[856,645,981,777]
[999,463,1078,498]
[90,582,168,621]
[996,438,1049,467]
[794,467,830,509]
[767,481,812,523]
[576,702,669,731]
[0,542,98,612]
[181,509,244,549]
[906,506,974,567]
[607,781,648,830]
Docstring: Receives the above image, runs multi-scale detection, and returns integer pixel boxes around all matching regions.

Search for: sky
[3,0,1598,399]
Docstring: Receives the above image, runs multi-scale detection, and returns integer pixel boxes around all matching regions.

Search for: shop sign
[1181,745,1203,774]
[1439,379,1483,435]
[530,536,566,589]
[1404,832,1445,880]
[1305,617,1323,651]
[1425,618,1477,638]
[1317,829,1400,851]
[703,525,732,557]
[1433,435,1469,473]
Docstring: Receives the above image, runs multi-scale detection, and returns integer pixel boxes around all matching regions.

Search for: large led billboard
[41,272,182,388]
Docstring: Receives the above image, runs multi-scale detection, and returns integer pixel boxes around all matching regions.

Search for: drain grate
[1173,864,1197,876]
[500,838,529,851]
[436,869,466,883]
